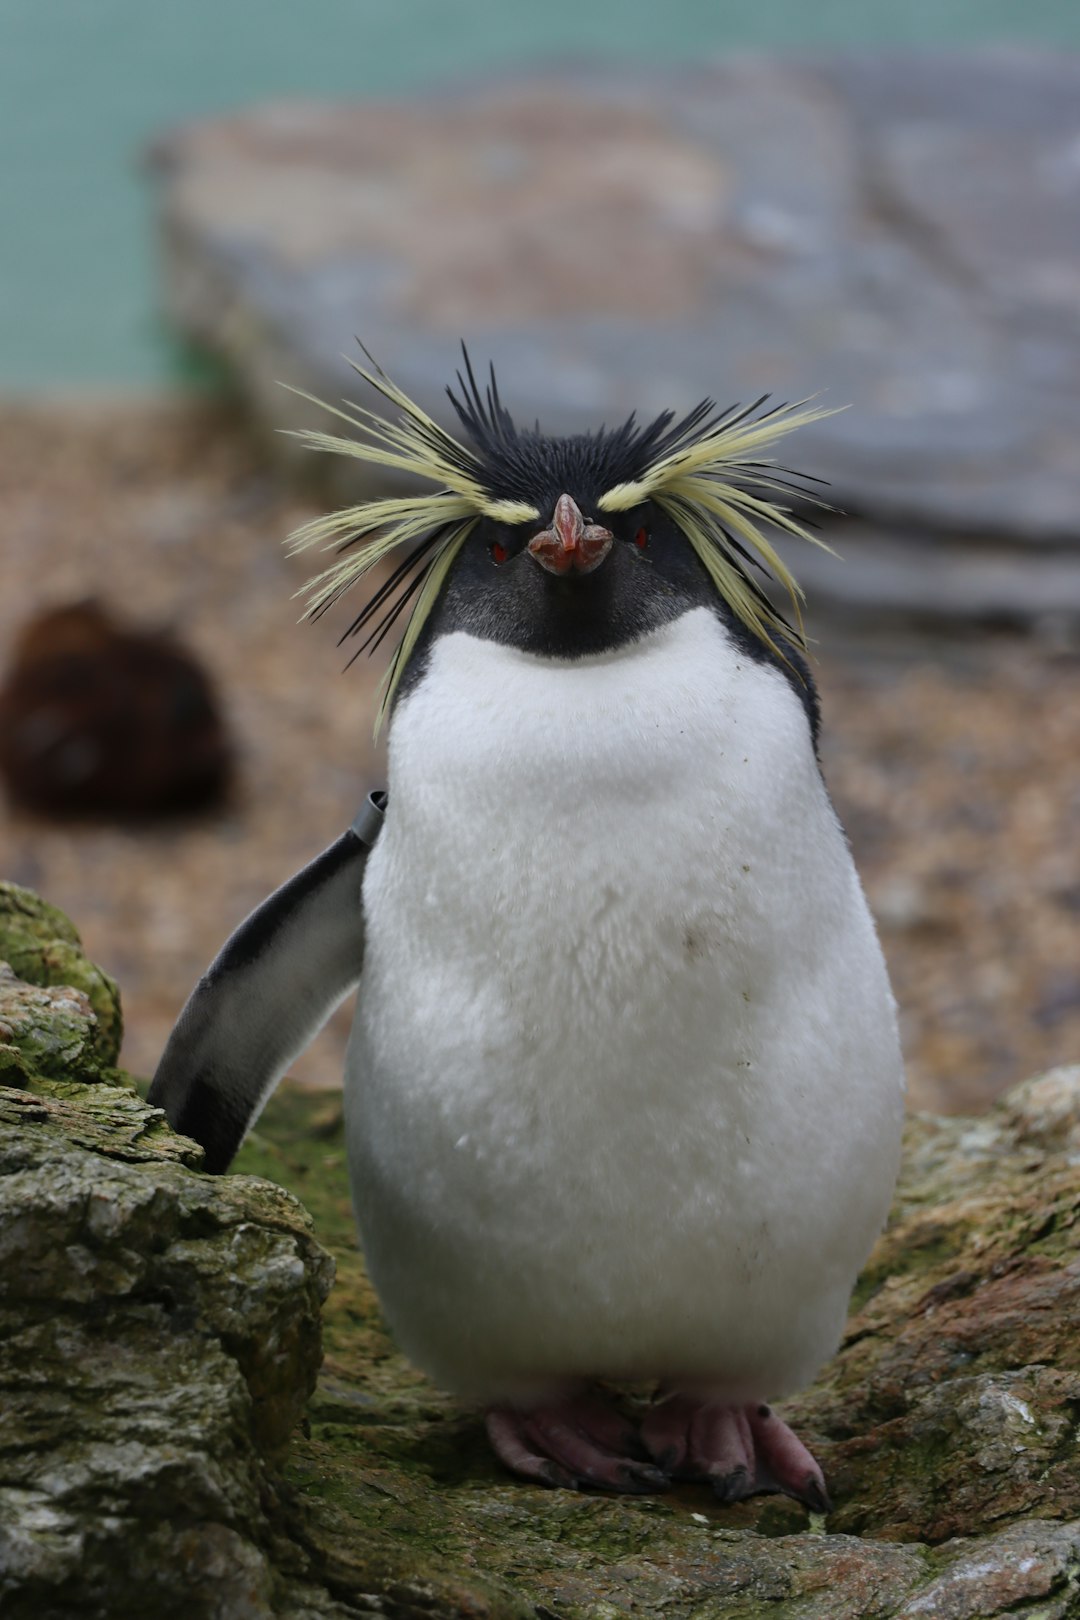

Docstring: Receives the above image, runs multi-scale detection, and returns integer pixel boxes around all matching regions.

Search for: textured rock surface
[3,879,1080,1616]
[0,881,122,1070]
[0,885,338,1619]
[150,49,1080,616]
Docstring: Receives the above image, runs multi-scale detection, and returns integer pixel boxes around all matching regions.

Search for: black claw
[797,1475,834,1515]
[616,1463,671,1495]
[538,1460,580,1491]
[711,1465,752,1504]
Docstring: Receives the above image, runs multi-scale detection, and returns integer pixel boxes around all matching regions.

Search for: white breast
[346,608,904,1404]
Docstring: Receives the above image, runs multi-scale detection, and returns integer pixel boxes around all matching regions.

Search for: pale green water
[3,0,1080,388]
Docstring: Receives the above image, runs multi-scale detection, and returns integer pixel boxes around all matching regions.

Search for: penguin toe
[643,1393,832,1513]
[614,1461,672,1494]
[485,1409,580,1489]
[485,1395,668,1495]
[745,1401,832,1513]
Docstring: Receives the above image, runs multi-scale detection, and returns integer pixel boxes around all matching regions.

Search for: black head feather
[446,346,724,518]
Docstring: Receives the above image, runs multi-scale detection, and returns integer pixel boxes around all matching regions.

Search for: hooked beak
[527,494,614,577]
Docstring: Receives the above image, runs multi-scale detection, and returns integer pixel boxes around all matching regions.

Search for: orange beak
[527,494,614,576]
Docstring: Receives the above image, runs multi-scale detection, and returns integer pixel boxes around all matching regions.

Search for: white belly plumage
[346,608,904,1404]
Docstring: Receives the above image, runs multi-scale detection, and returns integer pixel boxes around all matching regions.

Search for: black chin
[427,536,698,661]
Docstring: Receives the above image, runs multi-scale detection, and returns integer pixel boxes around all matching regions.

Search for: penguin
[150,349,905,1510]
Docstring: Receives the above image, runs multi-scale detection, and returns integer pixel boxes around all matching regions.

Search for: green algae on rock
[787,1067,1080,1544]
[0,894,338,1619]
[0,963,117,1089]
[0,1097,337,1617]
[0,880,122,1067]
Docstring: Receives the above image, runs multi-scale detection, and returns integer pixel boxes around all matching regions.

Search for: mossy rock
[0,880,122,1064]
[0,962,121,1088]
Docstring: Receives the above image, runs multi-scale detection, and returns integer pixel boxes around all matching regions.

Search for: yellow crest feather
[598,398,840,658]
[284,351,540,734]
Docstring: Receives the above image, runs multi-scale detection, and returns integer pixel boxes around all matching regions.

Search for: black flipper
[148,793,385,1172]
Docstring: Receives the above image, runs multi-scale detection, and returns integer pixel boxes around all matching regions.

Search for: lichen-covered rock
[0,1108,331,1445]
[0,964,113,1086]
[0,880,122,1065]
[0,904,342,1619]
[0,1095,337,1619]
[782,1075,1080,1543]
[3,884,1080,1617]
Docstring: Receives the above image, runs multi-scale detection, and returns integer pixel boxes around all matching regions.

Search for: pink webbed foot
[485,1391,670,1495]
[642,1395,832,1513]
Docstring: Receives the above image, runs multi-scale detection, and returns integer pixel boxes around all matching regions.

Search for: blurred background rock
[0,600,233,818]
[2,1,1079,1111]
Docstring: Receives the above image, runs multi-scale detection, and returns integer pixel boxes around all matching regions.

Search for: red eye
[635,527,648,549]
[491,541,508,565]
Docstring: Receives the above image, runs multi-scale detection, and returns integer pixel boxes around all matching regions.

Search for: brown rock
[0,599,233,819]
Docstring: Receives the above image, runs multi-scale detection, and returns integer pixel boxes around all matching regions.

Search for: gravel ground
[2,396,1078,1115]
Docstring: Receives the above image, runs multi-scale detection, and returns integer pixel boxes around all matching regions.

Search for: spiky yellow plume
[284,351,540,732]
[597,398,839,656]
[285,346,540,615]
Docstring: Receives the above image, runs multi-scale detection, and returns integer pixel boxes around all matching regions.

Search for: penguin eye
[491,541,509,565]
[634,527,648,550]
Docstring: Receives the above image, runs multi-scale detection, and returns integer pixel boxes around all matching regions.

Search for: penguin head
[287,347,836,730]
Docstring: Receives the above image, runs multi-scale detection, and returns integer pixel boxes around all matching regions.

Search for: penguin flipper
[149,808,380,1173]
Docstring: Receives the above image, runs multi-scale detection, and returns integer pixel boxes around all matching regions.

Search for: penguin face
[427,490,723,662]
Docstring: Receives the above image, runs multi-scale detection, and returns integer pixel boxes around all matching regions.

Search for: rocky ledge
[2,879,1080,1617]
[150,49,1080,620]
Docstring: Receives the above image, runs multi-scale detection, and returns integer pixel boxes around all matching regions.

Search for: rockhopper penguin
[150,350,905,1510]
